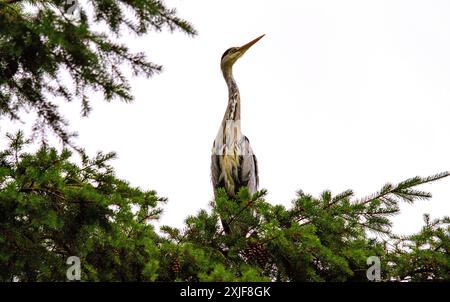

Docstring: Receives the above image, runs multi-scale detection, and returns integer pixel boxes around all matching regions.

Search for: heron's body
[211,35,263,199]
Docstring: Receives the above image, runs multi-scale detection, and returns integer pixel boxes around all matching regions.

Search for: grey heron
[211,35,264,207]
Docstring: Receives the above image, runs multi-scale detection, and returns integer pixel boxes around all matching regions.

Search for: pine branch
[323,189,353,209]
[357,172,449,206]
[0,0,195,147]
[219,189,267,235]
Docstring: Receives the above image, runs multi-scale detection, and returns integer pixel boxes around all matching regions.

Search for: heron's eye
[221,48,236,61]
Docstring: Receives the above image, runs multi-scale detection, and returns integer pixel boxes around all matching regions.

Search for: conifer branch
[357,172,449,206]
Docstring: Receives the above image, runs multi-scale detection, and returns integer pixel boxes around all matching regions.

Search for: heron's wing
[211,143,221,196]
[239,136,259,194]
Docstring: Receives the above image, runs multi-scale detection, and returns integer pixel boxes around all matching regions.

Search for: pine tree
[168,176,449,281]
[1,132,448,281]
[0,131,168,281]
[387,215,449,281]
[0,0,195,145]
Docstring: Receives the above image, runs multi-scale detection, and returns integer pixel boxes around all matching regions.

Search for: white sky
[1,0,450,235]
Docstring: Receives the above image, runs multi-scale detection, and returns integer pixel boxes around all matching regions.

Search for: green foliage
[386,215,450,281]
[0,0,195,144]
[0,132,449,281]
[0,130,167,281]
[164,173,449,281]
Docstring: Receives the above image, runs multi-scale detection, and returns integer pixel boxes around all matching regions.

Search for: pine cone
[169,258,182,276]
[244,242,268,267]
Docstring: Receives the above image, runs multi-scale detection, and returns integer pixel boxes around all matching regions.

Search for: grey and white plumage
[211,35,264,199]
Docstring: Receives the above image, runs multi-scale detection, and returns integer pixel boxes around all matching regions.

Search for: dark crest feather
[221,48,234,61]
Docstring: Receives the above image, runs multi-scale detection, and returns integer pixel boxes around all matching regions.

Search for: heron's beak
[238,34,265,54]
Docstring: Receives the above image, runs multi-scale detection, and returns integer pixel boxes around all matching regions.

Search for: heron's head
[220,34,265,72]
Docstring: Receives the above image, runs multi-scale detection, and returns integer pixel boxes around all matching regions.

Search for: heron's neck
[215,66,242,147]
[222,67,241,123]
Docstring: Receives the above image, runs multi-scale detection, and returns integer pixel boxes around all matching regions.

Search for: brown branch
[3,0,23,4]
[19,186,66,201]
[219,197,258,236]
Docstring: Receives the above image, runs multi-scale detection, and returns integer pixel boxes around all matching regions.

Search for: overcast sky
[2,0,450,235]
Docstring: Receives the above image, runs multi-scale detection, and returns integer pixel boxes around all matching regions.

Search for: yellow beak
[238,34,265,53]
